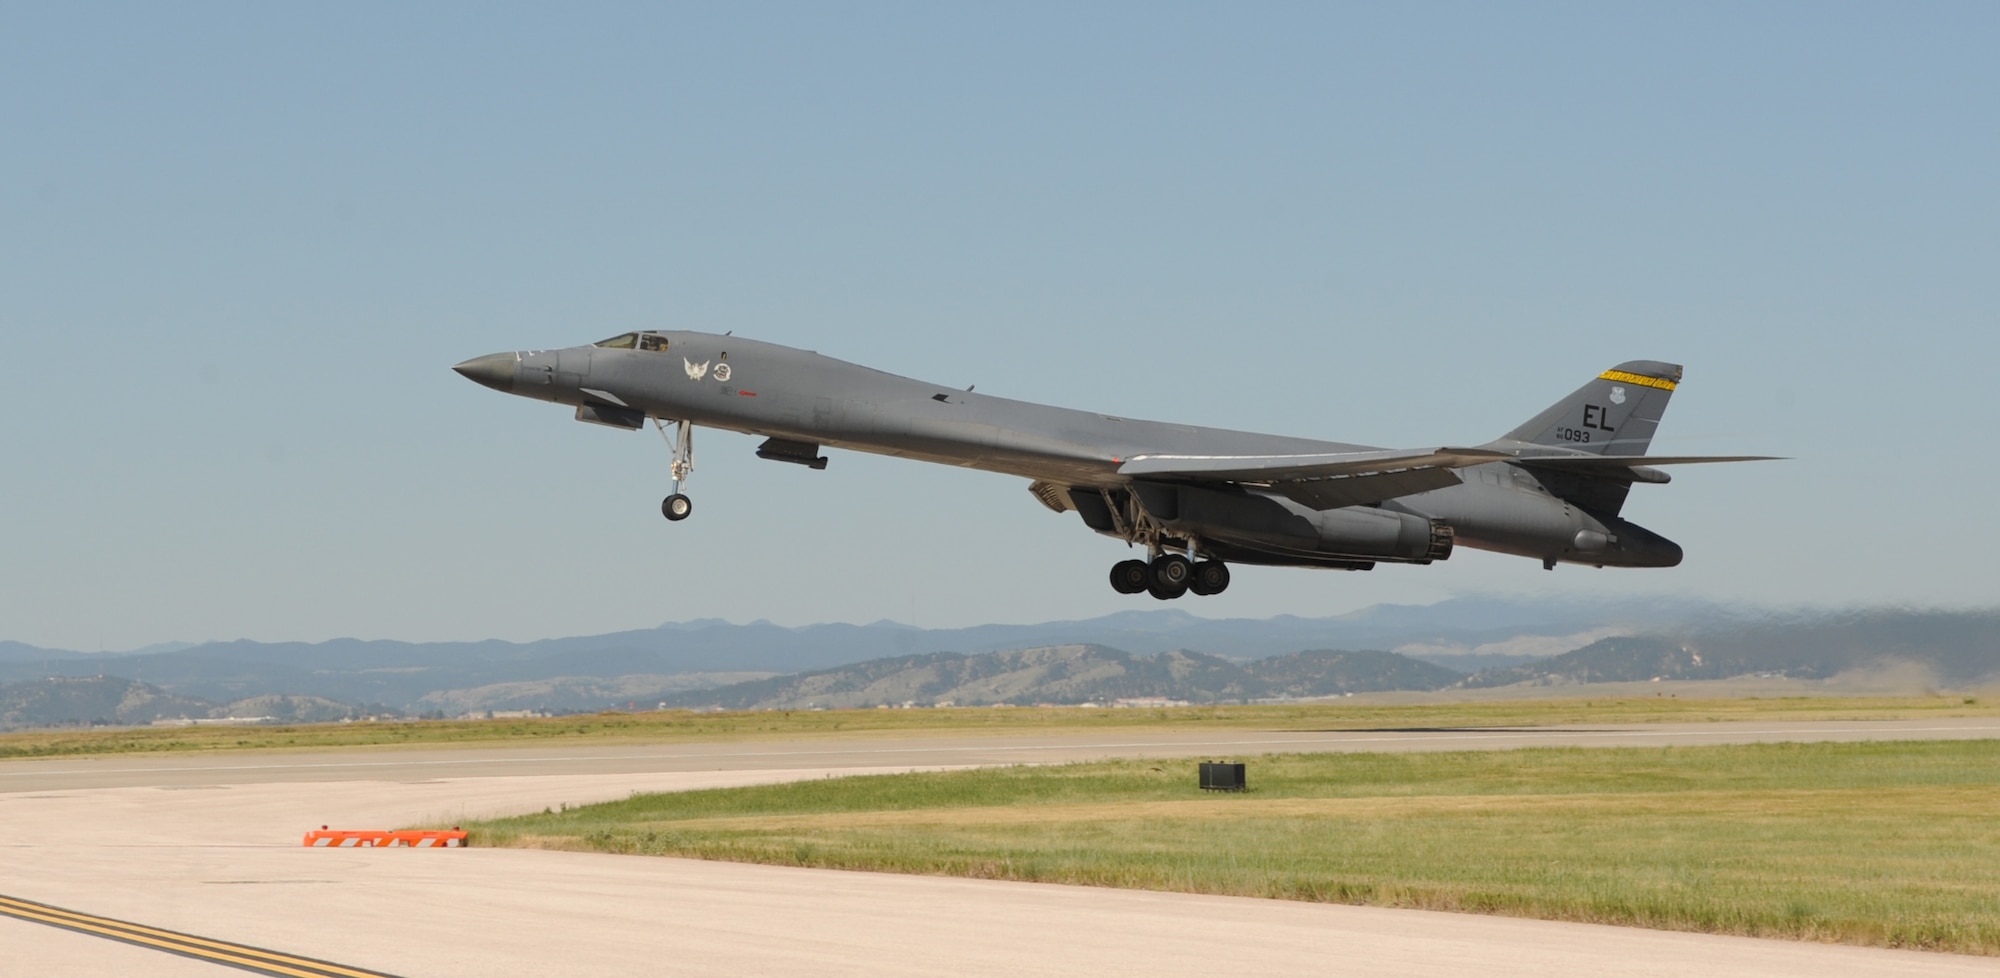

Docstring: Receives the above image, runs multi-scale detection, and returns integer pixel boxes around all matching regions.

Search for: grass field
[1,694,1992,759]
[471,739,2000,955]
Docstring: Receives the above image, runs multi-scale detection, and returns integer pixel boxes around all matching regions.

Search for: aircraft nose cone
[453,352,518,393]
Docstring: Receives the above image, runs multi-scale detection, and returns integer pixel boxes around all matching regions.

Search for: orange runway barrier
[304,826,467,848]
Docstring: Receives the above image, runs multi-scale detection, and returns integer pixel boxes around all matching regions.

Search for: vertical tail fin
[1499,360,1683,456]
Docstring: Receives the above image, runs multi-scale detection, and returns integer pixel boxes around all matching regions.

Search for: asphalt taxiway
[3,719,1996,976]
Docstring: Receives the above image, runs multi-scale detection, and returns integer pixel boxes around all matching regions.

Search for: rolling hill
[663,645,1471,710]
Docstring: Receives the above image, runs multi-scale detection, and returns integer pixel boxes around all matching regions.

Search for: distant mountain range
[0,601,1993,728]
[0,595,1716,694]
[0,676,360,730]
[1462,611,2000,688]
[661,610,2000,710]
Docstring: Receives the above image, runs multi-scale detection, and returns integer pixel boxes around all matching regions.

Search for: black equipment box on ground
[1199,761,1246,792]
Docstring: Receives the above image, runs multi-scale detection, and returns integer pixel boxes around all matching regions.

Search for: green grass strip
[471,739,2000,955]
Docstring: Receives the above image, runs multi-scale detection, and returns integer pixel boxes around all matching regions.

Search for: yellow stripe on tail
[1598,369,1677,391]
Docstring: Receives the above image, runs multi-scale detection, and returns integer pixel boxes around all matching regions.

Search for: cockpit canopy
[594,331,671,352]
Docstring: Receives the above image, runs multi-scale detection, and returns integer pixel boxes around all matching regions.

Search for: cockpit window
[594,331,669,351]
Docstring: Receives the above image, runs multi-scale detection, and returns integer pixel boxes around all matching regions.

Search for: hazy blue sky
[3,3,1994,650]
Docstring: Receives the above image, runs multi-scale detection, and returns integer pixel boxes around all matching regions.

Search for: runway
[10,716,2000,791]
[3,719,1995,976]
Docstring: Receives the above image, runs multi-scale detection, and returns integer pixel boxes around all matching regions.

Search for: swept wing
[1117,448,1779,509]
[1117,447,1512,510]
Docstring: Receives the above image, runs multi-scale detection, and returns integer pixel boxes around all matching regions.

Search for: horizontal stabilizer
[1516,454,1782,468]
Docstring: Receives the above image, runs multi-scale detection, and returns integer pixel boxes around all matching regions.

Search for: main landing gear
[1109,554,1230,600]
[1095,487,1228,599]
[655,418,695,521]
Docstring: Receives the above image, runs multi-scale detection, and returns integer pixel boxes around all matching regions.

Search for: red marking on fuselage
[739,390,758,397]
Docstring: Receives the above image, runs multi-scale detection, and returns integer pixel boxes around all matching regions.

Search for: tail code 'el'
[1500,360,1682,457]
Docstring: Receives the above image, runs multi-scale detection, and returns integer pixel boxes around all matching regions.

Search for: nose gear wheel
[662,493,692,521]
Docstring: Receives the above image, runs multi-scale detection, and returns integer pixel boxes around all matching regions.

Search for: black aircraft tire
[1109,559,1150,595]
[1189,560,1231,596]
[1151,554,1192,589]
[1147,578,1188,600]
[663,493,693,521]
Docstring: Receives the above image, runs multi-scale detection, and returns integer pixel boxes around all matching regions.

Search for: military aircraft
[454,331,1772,599]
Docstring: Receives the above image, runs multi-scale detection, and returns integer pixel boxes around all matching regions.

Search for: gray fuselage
[463,331,1682,574]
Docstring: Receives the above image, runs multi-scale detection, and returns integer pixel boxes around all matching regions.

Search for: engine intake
[756,437,829,470]
[574,403,645,430]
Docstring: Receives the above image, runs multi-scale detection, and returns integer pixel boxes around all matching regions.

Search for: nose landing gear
[655,418,695,521]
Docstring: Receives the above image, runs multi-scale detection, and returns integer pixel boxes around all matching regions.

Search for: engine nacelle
[1126,482,1452,563]
[1312,505,1454,562]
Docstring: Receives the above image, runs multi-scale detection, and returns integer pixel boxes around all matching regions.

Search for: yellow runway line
[0,893,403,978]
